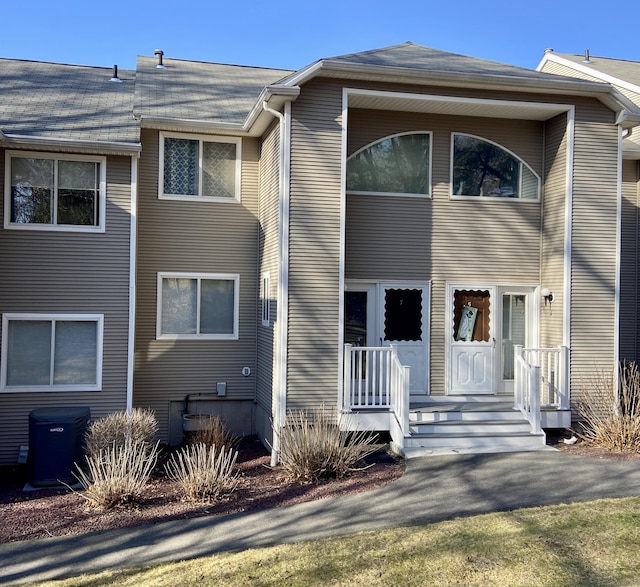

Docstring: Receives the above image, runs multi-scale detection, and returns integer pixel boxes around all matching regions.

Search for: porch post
[342,344,352,413]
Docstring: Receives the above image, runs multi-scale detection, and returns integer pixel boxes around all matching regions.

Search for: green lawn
[35,497,640,587]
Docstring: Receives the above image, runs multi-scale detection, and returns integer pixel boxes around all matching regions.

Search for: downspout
[262,101,291,466]
[126,154,139,413]
[614,124,623,396]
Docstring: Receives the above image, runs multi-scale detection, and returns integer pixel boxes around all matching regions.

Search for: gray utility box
[28,407,90,487]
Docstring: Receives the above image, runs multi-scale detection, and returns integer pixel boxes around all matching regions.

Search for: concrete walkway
[3,450,640,585]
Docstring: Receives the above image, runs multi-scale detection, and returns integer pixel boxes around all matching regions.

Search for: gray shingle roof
[553,53,640,89]
[320,42,591,85]
[0,58,138,144]
[134,56,293,125]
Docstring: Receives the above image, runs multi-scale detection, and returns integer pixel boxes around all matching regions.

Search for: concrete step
[404,431,547,450]
[410,404,522,424]
[410,419,533,435]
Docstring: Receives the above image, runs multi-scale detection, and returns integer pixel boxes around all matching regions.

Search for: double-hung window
[1,314,103,392]
[5,151,106,231]
[160,133,242,202]
[157,273,239,339]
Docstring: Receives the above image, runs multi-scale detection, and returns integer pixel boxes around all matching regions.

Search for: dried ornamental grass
[576,361,640,452]
[190,414,238,449]
[73,438,160,510]
[165,443,239,503]
[276,405,379,483]
[85,408,159,458]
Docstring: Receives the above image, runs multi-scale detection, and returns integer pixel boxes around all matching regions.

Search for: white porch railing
[342,344,410,439]
[514,345,570,434]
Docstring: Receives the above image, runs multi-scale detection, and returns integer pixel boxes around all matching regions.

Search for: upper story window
[1,313,103,392]
[451,134,540,200]
[5,151,106,232]
[160,132,242,202]
[346,132,431,197]
[157,272,239,340]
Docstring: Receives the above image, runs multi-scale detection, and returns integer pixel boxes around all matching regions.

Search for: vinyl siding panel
[540,113,568,347]
[134,129,259,442]
[570,103,619,402]
[287,81,343,408]
[346,109,543,394]
[0,150,132,464]
[256,120,280,437]
[619,159,640,361]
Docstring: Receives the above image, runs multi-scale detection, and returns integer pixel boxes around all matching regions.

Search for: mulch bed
[0,437,405,544]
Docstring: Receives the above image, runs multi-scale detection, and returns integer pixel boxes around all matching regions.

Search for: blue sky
[2,0,639,72]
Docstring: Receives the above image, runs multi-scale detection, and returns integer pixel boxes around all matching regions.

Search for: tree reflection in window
[452,134,539,200]
[347,133,430,196]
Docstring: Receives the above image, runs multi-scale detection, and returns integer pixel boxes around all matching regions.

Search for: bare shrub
[275,405,379,483]
[72,439,160,510]
[165,443,239,503]
[85,408,158,459]
[189,414,238,449]
[576,361,640,452]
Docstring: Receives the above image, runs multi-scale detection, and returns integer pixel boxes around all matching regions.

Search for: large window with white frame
[1,314,103,392]
[159,132,242,202]
[5,151,106,231]
[346,132,432,197]
[451,134,540,200]
[157,273,239,339]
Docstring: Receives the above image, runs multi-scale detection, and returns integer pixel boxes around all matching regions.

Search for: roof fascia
[538,52,640,97]
[0,133,141,155]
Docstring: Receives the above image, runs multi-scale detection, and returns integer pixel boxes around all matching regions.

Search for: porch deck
[342,345,571,457]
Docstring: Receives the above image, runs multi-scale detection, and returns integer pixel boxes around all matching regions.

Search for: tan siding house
[2,43,640,463]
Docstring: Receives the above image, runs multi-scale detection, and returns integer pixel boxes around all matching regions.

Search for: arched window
[452,134,540,200]
[346,132,431,197]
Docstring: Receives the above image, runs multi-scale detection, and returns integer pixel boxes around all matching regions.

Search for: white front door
[449,286,496,394]
[345,281,430,397]
[448,284,536,395]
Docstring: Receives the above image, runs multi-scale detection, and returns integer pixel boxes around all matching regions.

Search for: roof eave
[287,59,614,95]
[0,133,141,155]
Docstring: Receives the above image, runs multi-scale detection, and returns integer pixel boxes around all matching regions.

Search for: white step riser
[405,434,546,450]
[410,411,522,424]
[411,422,533,435]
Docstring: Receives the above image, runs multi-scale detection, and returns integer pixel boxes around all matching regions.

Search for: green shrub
[189,414,238,449]
[85,408,158,459]
[275,405,379,483]
[165,443,239,503]
[576,361,640,452]
[73,438,160,510]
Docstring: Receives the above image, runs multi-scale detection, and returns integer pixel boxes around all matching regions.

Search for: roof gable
[549,52,640,91]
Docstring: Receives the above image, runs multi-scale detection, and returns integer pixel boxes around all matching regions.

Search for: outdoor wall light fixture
[541,287,554,306]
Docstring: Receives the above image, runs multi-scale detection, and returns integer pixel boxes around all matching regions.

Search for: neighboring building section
[0,59,140,463]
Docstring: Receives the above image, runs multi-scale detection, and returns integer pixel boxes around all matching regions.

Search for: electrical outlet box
[216,382,227,396]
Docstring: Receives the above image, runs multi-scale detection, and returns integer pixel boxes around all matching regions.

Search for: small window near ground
[1,314,103,391]
[5,152,105,231]
[157,273,239,339]
[347,132,431,197]
[451,134,540,200]
[160,133,241,202]
[261,272,270,327]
